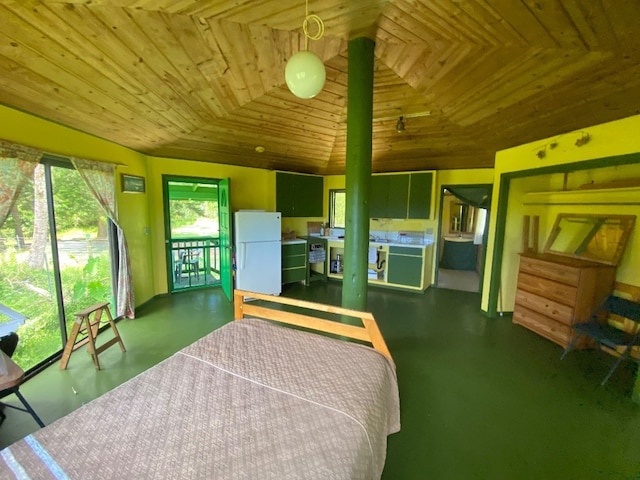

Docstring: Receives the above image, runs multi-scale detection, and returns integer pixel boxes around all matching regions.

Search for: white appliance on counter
[234,211,282,295]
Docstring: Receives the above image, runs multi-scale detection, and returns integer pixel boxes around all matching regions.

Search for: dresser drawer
[518,256,580,286]
[516,272,578,307]
[513,305,572,347]
[515,290,574,325]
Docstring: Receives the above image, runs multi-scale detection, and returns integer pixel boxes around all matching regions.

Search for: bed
[0,290,400,479]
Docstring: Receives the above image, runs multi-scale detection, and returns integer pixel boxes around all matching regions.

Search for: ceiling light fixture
[396,116,406,133]
[285,0,326,99]
[373,110,433,122]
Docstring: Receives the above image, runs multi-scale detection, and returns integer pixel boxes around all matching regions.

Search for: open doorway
[163,176,223,293]
[436,185,491,293]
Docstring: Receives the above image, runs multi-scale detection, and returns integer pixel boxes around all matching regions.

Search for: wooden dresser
[513,252,616,348]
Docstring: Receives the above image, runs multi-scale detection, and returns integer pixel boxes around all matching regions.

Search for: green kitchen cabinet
[276,174,296,217]
[408,172,433,219]
[276,172,323,217]
[387,246,424,288]
[370,175,388,219]
[282,241,307,284]
[370,174,409,219]
[387,175,410,218]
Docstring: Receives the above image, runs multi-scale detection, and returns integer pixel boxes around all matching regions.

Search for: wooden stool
[60,302,126,370]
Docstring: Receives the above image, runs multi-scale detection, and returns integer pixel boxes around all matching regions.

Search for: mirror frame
[543,213,636,266]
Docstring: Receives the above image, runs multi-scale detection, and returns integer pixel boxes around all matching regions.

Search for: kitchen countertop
[282,238,307,245]
[319,236,431,248]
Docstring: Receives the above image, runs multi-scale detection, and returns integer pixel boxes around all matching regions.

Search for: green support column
[341,37,374,311]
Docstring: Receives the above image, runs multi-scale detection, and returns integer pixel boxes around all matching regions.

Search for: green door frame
[436,183,492,293]
[162,175,231,296]
[218,178,233,301]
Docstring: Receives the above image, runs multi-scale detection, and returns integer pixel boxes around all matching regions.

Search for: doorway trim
[162,174,223,293]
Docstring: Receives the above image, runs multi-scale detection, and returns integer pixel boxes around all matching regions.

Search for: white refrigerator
[234,211,282,295]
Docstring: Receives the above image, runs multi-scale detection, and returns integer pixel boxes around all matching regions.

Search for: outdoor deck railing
[170,237,220,288]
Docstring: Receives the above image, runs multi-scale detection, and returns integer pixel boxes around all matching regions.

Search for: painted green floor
[0,283,638,478]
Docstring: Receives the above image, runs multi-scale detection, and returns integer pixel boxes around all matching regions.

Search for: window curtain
[70,157,135,319]
[0,140,42,229]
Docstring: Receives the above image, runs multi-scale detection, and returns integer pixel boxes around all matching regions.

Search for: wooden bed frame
[233,289,393,361]
[0,290,399,479]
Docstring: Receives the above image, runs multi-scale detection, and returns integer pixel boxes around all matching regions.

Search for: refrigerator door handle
[238,242,246,270]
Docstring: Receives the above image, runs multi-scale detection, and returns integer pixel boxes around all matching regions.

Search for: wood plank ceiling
[1,0,640,174]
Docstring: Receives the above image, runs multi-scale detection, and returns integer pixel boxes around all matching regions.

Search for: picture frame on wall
[121,174,146,193]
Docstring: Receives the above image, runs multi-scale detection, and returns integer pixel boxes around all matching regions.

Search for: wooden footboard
[233,289,393,361]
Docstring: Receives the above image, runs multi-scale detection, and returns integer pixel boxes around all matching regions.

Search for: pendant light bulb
[285,0,326,99]
[396,116,406,133]
[285,50,326,99]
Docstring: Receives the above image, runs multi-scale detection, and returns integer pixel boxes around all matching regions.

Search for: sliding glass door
[0,157,115,372]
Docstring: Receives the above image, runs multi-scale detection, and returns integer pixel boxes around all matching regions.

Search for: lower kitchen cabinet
[282,241,307,284]
[326,241,433,291]
[387,246,424,288]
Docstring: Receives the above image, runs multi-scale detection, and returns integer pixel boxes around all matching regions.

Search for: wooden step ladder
[60,302,126,370]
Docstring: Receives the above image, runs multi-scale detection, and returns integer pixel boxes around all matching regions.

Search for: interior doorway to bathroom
[436,185,491,293]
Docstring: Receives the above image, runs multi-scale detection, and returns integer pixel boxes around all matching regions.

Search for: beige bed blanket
[0,318,400,479]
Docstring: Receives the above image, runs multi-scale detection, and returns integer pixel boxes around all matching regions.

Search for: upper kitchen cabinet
[369,175,388,219]
[276,172,323,217]
[408,172,433,219]
[371,174,409,219]
[370,172,433,219]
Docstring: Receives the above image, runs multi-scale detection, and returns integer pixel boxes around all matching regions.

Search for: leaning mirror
[450,202,478,234]
[543,213,636,266]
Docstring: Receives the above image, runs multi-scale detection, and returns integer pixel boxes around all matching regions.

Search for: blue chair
[182,249,201,280]
[561,295,640,385]
[0,354,45,427]
[0,303,44,427]
[174,244,201,283]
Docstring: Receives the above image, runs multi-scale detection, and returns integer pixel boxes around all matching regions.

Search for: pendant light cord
[303,0,324,50]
